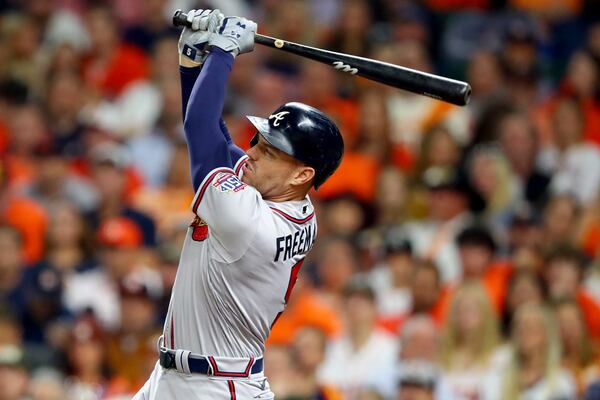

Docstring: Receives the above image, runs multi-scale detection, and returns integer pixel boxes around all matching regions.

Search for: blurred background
[0,0,599,399]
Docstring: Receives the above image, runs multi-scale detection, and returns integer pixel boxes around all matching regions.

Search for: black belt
[159,347,263,377]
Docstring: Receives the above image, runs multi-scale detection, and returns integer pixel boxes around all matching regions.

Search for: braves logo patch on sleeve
[213,174,247,193]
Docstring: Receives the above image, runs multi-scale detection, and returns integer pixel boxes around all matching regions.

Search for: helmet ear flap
[250,133,259,147]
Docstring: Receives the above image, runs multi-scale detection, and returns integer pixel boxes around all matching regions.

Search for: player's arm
[178,10,246,181]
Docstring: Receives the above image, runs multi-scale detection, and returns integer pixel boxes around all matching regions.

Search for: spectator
[553,299,600,396]
[440,283,501,400]
[87,142,156,247]
[466,145,519,228]
[410,260,445,324]
[106,275,162,391]
[28,368,67,400]
[540,195,580,251]
[64,315,109,400]
[22,147,98,212]
[543,244,600,339]
[44,72,86,158]
[63,216,145,330]
[481,304,576,400]
[0,344,29,400]
[369,229,414,319]
[287,327,343,399]
[539,96,600,205]
[501,270,546,336]
[315,236,359,311]
[0,225,28,319]
[122,0,177,53]
[81,3,149,98]
[318,280,399,399]
[495,109,551,211]
[132,140,194,237]
[397,316,454,400]
[374,166,408,228]
[405,166,475,283]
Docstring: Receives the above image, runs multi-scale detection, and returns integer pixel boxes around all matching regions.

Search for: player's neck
[264,193,306,202]
[264,187,308,202]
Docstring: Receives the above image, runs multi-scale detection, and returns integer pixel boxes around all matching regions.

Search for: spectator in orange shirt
[82,3,149,98]
[1,157,47,264]
[553,298,600,397]
[106,275,162,394]
[500,270,546,336]
[267,278,342,346]
[543,244,600,339]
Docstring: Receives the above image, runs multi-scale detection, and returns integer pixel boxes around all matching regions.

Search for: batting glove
[209,17,257,57]
[178,9,224,63]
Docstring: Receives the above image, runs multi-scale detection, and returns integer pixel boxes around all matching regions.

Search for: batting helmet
[246,102,344,189]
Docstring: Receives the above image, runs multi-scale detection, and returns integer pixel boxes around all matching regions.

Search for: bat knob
[461,84,472,106]
[172,9,190,28]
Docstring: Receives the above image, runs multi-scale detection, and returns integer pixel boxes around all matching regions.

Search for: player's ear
[291,166,315,187]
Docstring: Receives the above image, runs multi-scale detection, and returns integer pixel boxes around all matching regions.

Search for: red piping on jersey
[208,356,255,377]
[228,380,236,400]
[271,260,305,328]
[234,156,248,176]
[270,207,315,224]
[192,167,235,214]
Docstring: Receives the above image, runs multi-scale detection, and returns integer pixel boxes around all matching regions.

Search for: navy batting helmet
[247,102,344,189]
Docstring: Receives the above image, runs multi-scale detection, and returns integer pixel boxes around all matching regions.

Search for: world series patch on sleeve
[213,173,247,193]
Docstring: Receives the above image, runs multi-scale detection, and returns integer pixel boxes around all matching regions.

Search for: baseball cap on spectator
[457,225,496,253]
[70,315,105,345]
[509,203,542,227]
[397,360,438,390]
[422,166,468,192]
[0,345,25,368]
[504,19,537,45]
[97,217,142,248]
[26,266,62,302]
[89,141,129,169]
[343,277,376,301]
[423,166,485,212]
[119,275,154,299]
[383,228,412,255]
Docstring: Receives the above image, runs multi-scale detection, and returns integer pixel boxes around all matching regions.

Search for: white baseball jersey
[162,156,317,358]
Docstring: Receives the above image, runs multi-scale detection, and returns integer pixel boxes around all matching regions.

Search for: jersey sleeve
[190,166,261,262]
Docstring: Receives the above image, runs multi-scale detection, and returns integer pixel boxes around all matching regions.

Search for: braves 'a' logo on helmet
[268,111,290,127]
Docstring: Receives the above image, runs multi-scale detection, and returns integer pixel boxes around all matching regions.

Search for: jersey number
[271,260,304,328]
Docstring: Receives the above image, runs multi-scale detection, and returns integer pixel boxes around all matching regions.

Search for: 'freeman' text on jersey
[274,224,315,262]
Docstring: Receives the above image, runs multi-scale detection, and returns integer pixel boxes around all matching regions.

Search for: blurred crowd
[0,0,600,399]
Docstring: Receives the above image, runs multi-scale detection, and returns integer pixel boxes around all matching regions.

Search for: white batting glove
[178,9,224,63]
[209,17,257,57]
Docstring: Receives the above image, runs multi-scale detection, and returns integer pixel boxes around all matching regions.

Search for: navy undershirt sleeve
[181,48,235,191]
[179,56,246,179]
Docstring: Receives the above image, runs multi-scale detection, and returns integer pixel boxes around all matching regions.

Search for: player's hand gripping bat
[172,10,471,106]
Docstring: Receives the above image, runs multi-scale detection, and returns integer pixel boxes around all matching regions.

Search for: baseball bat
[172,10,471,106]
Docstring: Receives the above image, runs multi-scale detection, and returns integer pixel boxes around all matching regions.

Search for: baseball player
[133,9,344,400]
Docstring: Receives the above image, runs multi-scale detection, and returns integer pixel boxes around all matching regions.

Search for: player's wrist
[179,54,203,67]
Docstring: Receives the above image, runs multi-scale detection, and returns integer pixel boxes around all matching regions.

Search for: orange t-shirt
[267,288,342,345]
[316,151,381,203]
[83,43,150,97]
[1,196,48,263]
[577,290,600,340]
[435,262,513,323]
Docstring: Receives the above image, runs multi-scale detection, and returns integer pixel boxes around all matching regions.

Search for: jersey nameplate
[274,224,315,262]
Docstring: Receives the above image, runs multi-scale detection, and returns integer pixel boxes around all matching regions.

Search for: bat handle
[173,9,192,28]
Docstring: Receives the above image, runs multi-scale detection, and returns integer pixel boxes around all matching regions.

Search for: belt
[159,346,263,377]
